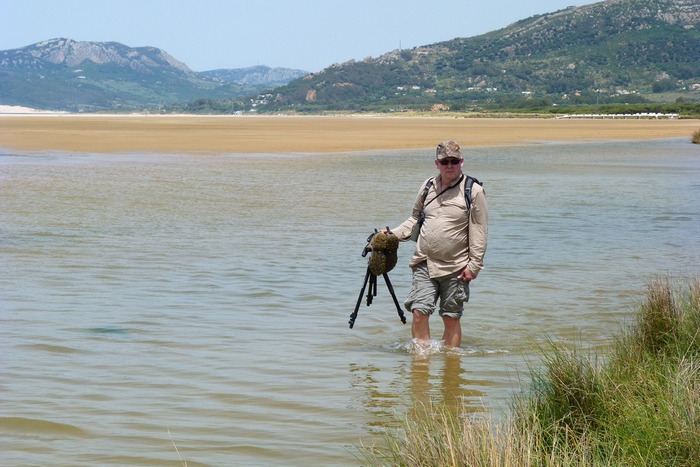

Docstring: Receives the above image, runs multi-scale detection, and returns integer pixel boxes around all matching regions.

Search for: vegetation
[693,128,700,144]
[248,0,700,114]
[493,102,700,118]
[362,277,700,466]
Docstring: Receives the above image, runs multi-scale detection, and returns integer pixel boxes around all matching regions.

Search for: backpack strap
[464,175,482,215]
[420,178,434,205]
[422,175,482,214]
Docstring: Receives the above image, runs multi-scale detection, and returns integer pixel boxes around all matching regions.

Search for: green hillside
[242,0,700,114]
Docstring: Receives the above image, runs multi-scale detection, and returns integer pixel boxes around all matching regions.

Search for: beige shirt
[392,174,488,278]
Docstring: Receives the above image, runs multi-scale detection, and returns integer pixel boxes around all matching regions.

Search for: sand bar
[1,115,698,154]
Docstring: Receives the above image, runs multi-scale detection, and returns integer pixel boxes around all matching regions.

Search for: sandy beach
[1,114,698,154]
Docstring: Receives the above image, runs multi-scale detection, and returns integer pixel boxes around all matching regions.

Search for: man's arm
[465,187,488,278]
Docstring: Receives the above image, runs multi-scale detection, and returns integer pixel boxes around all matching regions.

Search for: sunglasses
[438,158,463,166]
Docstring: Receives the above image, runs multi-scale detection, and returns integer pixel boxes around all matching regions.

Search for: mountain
[2,0,698,113]
[200,66,307,87]
[253,0,700,113]
[0,38,307,111]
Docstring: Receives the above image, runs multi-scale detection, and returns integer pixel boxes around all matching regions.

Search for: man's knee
[441,314,460,326]
[439,310,462,320]
[412,309,430,321]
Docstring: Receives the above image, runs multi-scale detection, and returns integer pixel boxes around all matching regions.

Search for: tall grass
[692,128,700,144]
[362,277,700,466]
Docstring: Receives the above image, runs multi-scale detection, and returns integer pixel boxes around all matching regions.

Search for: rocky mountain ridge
[0,38,307,111]
[2,38,193,74]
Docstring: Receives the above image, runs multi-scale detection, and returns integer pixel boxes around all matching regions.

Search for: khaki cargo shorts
[404,261,469,320]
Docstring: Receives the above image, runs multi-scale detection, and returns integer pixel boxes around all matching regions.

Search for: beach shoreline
[1,114,698,154]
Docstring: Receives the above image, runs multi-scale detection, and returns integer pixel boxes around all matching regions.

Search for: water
[1,139,699,466]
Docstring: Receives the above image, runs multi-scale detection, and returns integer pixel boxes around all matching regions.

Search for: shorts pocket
[460,283,470,303]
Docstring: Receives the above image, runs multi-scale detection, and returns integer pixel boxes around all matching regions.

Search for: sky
[1,0,599,73]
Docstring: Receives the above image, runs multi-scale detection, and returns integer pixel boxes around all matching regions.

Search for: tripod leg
[366,273,377,306]
[383,273,407,324]
[349,267,371,328]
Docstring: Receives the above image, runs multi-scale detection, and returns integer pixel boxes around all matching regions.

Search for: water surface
[2,139,699,465]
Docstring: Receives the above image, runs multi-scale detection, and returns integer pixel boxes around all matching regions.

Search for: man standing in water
[388,141,488,348]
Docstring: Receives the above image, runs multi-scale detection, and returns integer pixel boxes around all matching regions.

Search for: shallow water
[1,139,699,465]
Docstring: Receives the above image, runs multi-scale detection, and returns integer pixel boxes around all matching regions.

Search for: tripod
[348,245,406,329]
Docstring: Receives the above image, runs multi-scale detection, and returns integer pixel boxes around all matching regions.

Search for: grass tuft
[361,276,700,466]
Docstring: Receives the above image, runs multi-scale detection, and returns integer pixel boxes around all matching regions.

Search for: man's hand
[458,267,476,283]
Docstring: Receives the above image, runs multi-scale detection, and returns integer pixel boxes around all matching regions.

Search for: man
[389,140,488,348]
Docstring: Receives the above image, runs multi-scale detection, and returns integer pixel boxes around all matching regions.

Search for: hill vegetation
[1,0,698,114]
[241,0,700,115]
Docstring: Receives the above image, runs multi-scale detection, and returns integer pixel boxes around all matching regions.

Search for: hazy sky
[2,0,599,72]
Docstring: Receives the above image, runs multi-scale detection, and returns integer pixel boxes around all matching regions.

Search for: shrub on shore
[692,128,700,144]
[362,277,700,466]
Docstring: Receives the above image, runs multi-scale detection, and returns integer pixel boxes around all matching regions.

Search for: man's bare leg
[412,310,431,343]
[442,315,462,348]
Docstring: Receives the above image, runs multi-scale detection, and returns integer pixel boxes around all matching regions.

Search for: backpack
[420,174,482,215]
[409,174,483,241]
[409,174,482,241]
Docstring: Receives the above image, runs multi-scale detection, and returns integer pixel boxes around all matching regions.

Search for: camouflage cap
[435,140,462,160]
